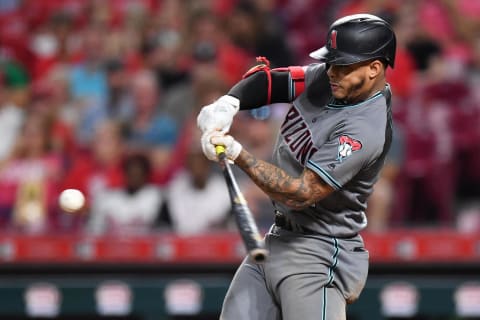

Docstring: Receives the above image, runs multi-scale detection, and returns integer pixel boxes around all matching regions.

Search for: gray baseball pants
[220,225,369,320]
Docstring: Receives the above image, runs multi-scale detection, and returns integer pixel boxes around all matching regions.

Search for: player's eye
[329,64,352,76]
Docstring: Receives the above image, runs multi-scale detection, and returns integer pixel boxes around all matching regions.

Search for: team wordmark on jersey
[337,135,362,162]
[280,106,318,165]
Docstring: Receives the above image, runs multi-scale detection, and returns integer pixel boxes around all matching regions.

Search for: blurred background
[0,0,479,319]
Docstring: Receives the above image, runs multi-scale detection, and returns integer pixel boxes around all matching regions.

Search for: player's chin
[330,88,346,100]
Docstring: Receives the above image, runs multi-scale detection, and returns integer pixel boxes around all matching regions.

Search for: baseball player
[197,14,396,320]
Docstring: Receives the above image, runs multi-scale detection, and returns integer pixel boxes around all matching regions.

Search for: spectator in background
[98,1,147,73]
[61,120,125,223]
[29,69,77,160]
[450,33,480,231]
[139,0,192,92]
[384,5,416,102]
[366,124,405,232]
[123,70,178,185]
[69,25,109,145]
[0,112,64,233]
[148,0,189,41]
[184,7,253,88]
[143,27,189,92]
[164,130,231,235]
[36,65,79,130]
[0,58,29,162]
[29,11,75,81]
[392,38,460,228]
[336,0,399,19]
[227,0,295,67]
[274,0,333,65]
[87,153,163,235]
[103,58,135,123]
[161,59,229,137]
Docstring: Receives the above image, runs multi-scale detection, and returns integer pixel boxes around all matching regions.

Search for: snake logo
[337,135,362,162]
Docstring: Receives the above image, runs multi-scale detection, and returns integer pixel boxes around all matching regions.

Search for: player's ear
[368,60,383,79]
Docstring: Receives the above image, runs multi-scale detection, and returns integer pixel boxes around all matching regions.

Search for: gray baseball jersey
[272,63,392,237]
[220,62,392,320]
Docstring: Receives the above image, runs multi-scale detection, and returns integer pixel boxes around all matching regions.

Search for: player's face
[327,60,382,103]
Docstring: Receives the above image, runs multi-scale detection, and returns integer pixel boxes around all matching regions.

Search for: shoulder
[341,104,389,156]
[304,63,327,81]
[303,63,329,94]
[300,63,330,102]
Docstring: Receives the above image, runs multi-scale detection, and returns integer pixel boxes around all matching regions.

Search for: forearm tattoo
[235,149,332,209]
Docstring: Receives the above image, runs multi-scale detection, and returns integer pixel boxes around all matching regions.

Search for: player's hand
[201,131,223,161]
[197,95,240,133]
[211,134,243,161]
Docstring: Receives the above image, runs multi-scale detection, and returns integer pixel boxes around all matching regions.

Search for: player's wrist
[228,139,242,161]
[218,95,240,113]
[210,134,242,161]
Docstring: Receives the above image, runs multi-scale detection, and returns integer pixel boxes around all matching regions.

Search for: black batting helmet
[309,14,396,68]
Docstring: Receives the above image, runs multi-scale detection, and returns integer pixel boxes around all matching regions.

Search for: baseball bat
[215,145,269,263]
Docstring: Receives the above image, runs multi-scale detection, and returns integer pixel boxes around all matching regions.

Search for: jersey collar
[326,90,383,109]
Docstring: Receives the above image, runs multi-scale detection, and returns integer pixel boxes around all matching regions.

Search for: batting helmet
[309,14,396,68]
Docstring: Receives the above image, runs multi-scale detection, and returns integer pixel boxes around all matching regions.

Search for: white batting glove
[201,131,223,161]
[197,95,240,133]
[211,134,243,161]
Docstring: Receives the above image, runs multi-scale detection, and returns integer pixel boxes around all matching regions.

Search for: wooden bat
[215,145,269,263]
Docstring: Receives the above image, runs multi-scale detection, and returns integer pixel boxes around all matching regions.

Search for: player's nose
[326,64,336,79]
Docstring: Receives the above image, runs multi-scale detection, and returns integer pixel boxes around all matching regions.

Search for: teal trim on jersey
[306,160,342,190]
[322,286,327,320]
[326,90,383,109]
[288,72,294,100]
[322,238,339,320]
[326,237,339,287]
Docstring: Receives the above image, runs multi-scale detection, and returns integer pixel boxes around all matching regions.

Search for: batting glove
[201,131,223,161]
[211,134,243,161]
[197,95,240,134]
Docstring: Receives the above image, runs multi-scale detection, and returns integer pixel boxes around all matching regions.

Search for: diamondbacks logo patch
[337,135,362,162]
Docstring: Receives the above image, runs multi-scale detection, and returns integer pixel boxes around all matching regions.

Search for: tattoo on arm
[235,149,334,209]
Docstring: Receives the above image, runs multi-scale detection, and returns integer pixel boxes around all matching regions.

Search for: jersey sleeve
[304,63,328,88]
[305,121,385,190]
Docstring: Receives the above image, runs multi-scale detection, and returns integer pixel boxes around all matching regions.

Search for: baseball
[59,189,85,213]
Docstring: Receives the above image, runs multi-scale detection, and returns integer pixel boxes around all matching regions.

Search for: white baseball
[59,189,85,213]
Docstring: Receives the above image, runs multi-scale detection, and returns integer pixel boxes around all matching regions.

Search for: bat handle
[215,145,227,161]
[215,145,225,155]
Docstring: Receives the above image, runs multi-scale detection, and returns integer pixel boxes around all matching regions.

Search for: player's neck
[361,79,386,102]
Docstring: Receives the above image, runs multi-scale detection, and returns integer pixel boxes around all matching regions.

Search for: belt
[274,210,318,235]
[274,211,359,239]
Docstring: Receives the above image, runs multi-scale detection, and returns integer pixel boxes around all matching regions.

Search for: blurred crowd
[0,0,479,236]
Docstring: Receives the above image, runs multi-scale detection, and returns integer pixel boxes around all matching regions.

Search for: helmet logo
[330,30,338,49]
